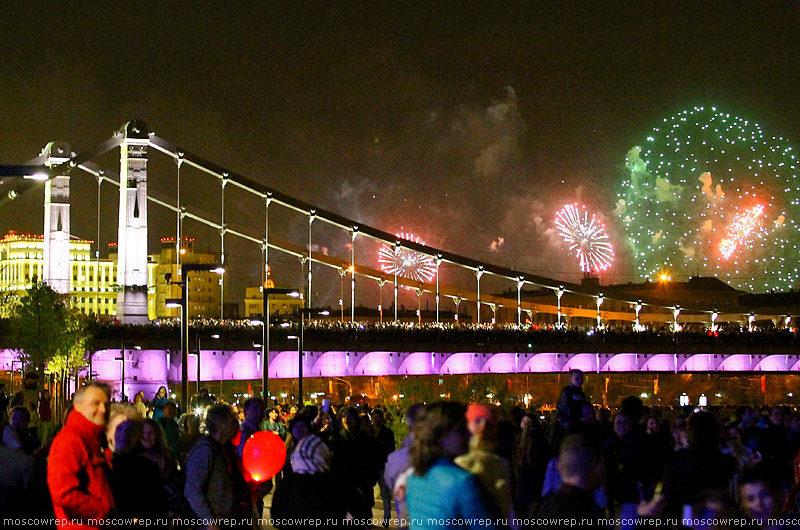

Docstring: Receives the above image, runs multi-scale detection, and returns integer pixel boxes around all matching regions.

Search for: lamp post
[287,335,301,400]
[193,333,219,399]
[261,287,300,400]
[117,343,140,402]
[298,308,330,405]
[165,263,225,412]
[188,352,200,401]
[165,296,183,398]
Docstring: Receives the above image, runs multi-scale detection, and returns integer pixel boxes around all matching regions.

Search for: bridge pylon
[42,141,71,294]
[116,120,150,324]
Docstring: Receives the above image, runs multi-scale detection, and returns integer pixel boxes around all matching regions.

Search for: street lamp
[165,263,225,412]
[190,332,218,400]
[117,344,140,402]
[261,287,300,400]
[0,164,50,179]
[287,334,301,400]
[298,308,330,405]
[0,164,52,207]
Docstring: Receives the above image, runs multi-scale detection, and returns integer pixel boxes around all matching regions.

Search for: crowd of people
[95,318,800,350]
[3,372,800,529]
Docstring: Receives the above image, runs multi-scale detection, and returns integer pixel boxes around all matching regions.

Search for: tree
[6,281,90,409]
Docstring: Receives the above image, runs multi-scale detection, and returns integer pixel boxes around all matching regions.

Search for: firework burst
[617,106,800,291]
[555,204,614,273]
[720,204,766,260]
[377,233,437,282]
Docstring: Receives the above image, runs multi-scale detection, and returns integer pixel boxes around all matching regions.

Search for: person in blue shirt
[152,386,169,421]
[405,402,498,530]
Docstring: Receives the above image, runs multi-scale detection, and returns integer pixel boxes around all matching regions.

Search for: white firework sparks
[555,204,614,273]
[377,232,437,282]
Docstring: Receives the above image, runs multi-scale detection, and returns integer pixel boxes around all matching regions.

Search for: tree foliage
[6,281,90,375]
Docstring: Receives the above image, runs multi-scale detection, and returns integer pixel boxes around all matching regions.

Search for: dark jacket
[527,483,604,530]
[158,417,180,459]
[374,425,396,466]
[271,472,345,529]
[662,446,736,517]
[110,451,168,529]
[184,435,252,520]
[333,428,379,519]
[555,385,586,428]
[0,445,54,529]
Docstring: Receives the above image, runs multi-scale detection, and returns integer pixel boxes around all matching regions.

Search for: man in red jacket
[48,382,115,529]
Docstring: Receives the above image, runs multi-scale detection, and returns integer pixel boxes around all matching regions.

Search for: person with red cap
[406,402,498,530]
[48,382,115,529]
[455,404,513,521]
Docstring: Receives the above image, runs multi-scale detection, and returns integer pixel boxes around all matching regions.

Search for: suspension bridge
[1,121,797,401]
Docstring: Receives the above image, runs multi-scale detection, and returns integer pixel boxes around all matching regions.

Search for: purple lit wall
[311,351,349,377]
[222,351,259,380]
[0,349,16,371]
[755,355,792,371]
[269,351,299,379]
[3,348,800,400]
[719,355,754,371]
[681,354,716,372]
[641,355,676,372]
[353,352,397,376]
[440,353,478,374]
[563,354,599,373]
[522,353,562,373]
[602,353,639,372]
[482,353,517,373]
[398,352,435,375]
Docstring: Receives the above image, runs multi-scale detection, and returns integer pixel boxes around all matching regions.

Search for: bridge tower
[116,120,150,323]
[42,141,71,294]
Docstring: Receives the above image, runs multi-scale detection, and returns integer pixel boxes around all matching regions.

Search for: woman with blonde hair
[106,402,141,454]
[133,391,148,419]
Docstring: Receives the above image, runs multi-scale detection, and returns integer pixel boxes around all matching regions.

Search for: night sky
[1,2,799,305]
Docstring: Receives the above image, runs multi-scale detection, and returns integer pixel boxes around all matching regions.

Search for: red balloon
[242,431,286,482]
[231,429,242,447]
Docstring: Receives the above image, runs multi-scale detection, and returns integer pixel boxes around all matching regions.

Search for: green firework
[617,106,800,292]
